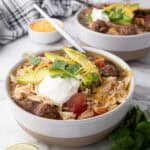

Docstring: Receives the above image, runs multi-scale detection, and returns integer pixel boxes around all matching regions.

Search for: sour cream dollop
[38,76,80,105]
[91,8,109,22]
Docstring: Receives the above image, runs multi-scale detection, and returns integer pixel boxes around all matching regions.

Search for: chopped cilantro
[50,60,67,70]
[110,10,123,20]
[49,60,80,79]
[66,64,80,74]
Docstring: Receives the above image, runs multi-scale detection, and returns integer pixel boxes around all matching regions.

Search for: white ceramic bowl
[28,18,62,44]
[75,10,150,52]
[6,46,135,147]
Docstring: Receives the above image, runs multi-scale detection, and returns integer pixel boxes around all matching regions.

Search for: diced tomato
[66,93,87,116]
[95,58,105,68]
[93,106,107,115]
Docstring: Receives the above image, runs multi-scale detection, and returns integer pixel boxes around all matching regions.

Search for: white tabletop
[0,1,150,149]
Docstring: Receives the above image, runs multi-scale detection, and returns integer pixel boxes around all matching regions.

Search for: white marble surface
[0,1,150,149]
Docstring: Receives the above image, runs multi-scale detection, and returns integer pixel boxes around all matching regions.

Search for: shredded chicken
[13,84,33,100]
[59,111,76,120]
[78,108,94,119]
[92,75,130,110]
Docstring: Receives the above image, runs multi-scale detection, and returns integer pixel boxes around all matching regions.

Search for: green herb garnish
[66,64,80,74]
[28,57,41,65]
[110,10,123,20]
[104,3,139,25]
[50,60,67,70]
[108,107,150,150]
[49,60,80,78]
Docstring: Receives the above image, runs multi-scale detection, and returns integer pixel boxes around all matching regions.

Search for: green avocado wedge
[44,52,75,64]
[6,143,39,150]
[127,3,139,11]
[17,68,50,84]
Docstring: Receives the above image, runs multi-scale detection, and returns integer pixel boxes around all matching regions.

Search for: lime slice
[6,143,39,150]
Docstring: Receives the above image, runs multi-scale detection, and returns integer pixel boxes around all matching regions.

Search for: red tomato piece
[95,58,105,68]
[66,93,87,116]
[93,106,107,115]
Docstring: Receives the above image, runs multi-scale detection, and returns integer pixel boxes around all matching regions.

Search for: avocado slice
[122,4,139,19]
[104,3,124,12]
[127,3,139,11]
[17,68,50,84]
[45,52,75,64]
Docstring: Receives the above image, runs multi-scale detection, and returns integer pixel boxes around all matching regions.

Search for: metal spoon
[33,4,85,53]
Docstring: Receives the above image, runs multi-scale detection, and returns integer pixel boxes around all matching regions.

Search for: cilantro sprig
[108,107,150,150]
[49,60,80,78]
[66,64,80,74]
[50,60,67,70]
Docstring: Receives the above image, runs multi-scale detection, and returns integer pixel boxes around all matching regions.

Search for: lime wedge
[6,144,39,150]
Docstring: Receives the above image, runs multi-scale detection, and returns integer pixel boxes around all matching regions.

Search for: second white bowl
[75,9,150,52]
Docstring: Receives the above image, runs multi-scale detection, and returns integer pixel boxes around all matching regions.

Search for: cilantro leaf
[66,64,80,74]
[50,60,67,70]
[109,127,130,141]
[28,57,41,65]
[134,132,145,150]
[109,136,134,150]
[109,143,126,150]
[110,10,123,20]
[136,121,150,136]
[49,60,80,79]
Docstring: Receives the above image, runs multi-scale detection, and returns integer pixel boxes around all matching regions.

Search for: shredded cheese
[30,19,56,32]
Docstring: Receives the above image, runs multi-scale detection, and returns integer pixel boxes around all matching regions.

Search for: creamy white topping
[91,8,109,22]
[38,76,80,105]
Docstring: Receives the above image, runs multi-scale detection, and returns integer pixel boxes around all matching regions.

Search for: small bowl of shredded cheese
[28,18,63,44]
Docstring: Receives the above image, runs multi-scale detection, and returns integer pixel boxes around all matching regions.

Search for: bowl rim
[75,8,150,38]
[6,46,135,124]
[28,18,63,34]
